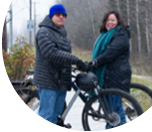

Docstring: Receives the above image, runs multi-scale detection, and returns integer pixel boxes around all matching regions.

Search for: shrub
[3,36,35,80]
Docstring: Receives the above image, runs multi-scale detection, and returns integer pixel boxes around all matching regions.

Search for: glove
[76,60,88,72]
[87,59,98,71]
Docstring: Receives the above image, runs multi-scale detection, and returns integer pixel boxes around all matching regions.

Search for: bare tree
[2,19,7,52]
[116,0,121,13]
[148,0,152,58]
[145,0,150,58]
[126,0,132,53]
[136,0,141,55]
[88,0,96,40]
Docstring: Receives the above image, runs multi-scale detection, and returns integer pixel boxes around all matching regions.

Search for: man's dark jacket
[33,15,79,91]
[96,26,132,92]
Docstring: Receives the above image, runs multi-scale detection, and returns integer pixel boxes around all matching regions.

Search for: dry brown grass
[72,47,92,61]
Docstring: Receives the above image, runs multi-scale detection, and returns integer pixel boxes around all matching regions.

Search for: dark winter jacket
[33,15,79,91]
[96,26,132,92]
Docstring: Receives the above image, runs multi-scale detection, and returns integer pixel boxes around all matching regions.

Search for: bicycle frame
[60,71,87,121]
[13,69,120,124]
[60,75,113,122]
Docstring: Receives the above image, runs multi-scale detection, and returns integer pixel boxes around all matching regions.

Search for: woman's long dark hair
[100,11,126,33]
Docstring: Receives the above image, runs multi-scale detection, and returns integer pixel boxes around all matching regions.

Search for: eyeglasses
[55,13,66,18]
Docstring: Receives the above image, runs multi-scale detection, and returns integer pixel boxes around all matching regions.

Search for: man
[33,4,87,124]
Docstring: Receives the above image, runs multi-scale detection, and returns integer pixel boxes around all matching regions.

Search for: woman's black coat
[96,26,132,92]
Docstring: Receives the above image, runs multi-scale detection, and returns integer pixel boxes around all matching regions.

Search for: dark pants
[106,95,126,129]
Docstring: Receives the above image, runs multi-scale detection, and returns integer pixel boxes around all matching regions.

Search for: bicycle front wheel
[82,89,143,131]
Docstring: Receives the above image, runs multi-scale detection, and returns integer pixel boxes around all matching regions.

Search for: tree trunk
[126,0,132,53]
[145,0,150,58]
[136,0,141,55]
[88,0,96,40]
[2,19,7,52]
[116,0,121,13]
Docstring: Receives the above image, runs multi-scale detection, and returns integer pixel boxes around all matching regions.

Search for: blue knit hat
[49,4,67,18]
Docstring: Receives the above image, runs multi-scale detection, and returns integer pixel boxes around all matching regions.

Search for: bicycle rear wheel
[130,83,152,112]
[16,88,40,111]
[16,88,67,115]
[82,89,143,131]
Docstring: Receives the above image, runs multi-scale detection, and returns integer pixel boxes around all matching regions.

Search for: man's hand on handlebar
[76,59,89,72]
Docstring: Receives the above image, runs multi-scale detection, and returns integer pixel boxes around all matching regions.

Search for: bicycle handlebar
[27,67,86,79]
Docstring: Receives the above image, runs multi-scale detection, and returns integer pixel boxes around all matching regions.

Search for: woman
[88,11,132,129]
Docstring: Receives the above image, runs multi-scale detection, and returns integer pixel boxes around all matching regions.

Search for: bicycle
[14,69,152,112]
[14,68,143,131]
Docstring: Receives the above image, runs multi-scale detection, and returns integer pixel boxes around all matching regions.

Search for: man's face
[52,13,66,28]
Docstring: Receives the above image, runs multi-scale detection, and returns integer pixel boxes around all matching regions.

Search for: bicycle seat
[76,72,99,92]
[28,69,34,74]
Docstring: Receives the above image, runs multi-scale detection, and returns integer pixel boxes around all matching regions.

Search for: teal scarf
[88,26,121,97]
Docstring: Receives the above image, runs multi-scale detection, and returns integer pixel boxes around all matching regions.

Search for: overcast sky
[7,0,57,44]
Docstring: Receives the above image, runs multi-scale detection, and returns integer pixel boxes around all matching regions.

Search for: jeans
[37,87,66,124]
[106,95,126,129]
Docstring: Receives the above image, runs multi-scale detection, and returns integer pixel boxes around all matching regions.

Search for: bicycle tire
[82,88,143,131]
[131,83,152,98]
[16,89,39,107]
[130,83,152,112]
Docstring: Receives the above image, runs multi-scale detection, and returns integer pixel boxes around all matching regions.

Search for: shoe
[57,117,72,129]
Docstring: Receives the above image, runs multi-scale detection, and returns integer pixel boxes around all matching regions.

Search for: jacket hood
[39,15,67,37]
[121,26,131,39]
